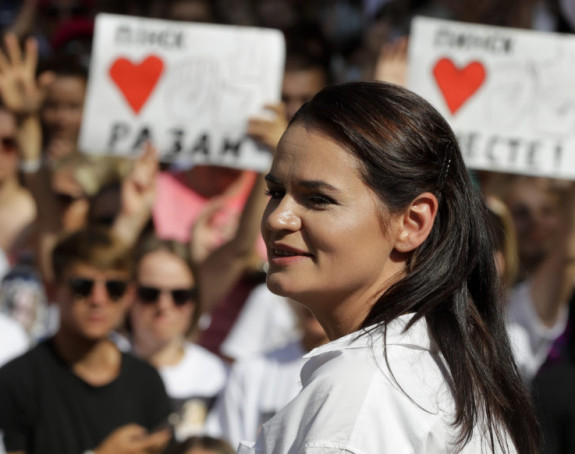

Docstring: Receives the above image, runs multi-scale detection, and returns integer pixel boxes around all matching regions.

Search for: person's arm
[193,103,285,312]
[5,0,38,39]
[530,181,575,327]
[0,33,58,282]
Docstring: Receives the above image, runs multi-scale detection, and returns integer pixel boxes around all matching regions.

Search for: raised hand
[373,36,409,87]
[112,143,159,247]
[121,142,158,217]
[0,33,54,116]
[247,102,288,152]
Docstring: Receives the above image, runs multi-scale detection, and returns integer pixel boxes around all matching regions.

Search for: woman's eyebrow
[299,180,338,191]
[264,173,280,184]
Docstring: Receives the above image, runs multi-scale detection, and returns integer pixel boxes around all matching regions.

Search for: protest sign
[408,16,575,179]
[79,14,285,171]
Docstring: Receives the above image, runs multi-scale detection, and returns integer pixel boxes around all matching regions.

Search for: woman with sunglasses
[238,82,540,453]
[129,234,228,440]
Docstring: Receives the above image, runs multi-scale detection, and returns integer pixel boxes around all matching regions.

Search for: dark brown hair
[51,227,131,282]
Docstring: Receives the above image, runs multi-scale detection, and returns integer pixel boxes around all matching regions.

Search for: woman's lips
[268,244,312,265]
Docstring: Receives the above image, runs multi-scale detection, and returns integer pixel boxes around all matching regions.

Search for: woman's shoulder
[254,317,455,452]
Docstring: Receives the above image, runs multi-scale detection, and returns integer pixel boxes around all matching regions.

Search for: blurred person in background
[208,304,327,449]
[38,54,87,161]
[129,235,228,440]
[0,227,172,454]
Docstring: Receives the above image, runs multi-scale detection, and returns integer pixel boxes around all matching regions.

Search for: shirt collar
[303,313,432,359]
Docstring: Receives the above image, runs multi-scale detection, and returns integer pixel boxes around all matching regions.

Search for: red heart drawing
[432,58,486,115]
[109,55,165,114]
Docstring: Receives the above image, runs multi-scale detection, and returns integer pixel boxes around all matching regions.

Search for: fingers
[132,141,159,187]
[262,102,287,119]
[141,427,172,452]
[374,36,409,86]
[195,196,226,225]
[24,36,39,76]
[247,117,274,136]
[0,37,10,72]
[4,33,22,68]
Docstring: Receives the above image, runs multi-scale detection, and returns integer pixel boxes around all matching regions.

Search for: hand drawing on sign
[483,62,536,129]
[432,57,486,115]
[164,57,220,122]
[534,52,575,134]
[109,55,165,114]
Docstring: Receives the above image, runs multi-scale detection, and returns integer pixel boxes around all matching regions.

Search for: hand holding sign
[80,15,284,172]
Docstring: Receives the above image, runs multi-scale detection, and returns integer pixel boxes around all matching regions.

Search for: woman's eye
[307,194,334,206]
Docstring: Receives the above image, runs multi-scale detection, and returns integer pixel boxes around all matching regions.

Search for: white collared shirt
[237,314,516,454]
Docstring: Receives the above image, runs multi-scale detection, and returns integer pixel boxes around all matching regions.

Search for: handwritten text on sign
[407,17,575,179]
[79,14,285,171]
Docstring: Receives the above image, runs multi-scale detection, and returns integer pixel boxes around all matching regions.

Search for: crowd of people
[1,0,575,453]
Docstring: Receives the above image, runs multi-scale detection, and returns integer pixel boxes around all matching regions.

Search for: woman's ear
[394,192,438,253]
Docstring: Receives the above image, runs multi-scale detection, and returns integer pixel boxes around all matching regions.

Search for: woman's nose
[263,197,302,232]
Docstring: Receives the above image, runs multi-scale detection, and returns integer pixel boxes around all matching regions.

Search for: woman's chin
[265,275,297,299]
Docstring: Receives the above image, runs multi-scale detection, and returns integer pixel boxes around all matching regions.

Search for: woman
[129,235,228,439]
[239,82,539,453]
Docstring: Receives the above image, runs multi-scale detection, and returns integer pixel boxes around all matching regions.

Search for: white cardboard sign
[408,16,575,179]
[79,14,285,171]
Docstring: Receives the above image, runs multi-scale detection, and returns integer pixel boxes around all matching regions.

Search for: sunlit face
[131,250,196,346]
[262,124,405,325]
[57,263,132,341]
[42,75,86,144]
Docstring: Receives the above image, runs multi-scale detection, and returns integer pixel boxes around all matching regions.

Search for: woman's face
[131,250,196,345]
[262,124,406,330]
[42,75,86,144]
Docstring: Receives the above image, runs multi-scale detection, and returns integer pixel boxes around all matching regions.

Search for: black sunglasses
[0,137,17,153]
[137,285,197,306]
[56,192,86,206]
[68,277,129,301]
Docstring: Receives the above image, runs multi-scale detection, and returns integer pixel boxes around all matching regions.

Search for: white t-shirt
[159,342,228,440]
[208,340,306,448]
[220,284,300,361]
[506,280,568,382]
[238,315,517,454]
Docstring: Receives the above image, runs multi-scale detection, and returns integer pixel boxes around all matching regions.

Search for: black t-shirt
[532,362,575,454]
[0,339,171,454]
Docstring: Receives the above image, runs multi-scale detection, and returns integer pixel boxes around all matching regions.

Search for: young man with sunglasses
[0,228,172,454]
